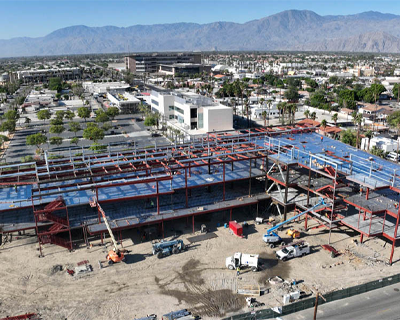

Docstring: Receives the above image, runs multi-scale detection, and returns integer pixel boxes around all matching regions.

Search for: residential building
[125,53,202,74]
[148,90,233,135]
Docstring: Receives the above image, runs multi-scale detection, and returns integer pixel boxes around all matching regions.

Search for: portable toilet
[229,221,243,237]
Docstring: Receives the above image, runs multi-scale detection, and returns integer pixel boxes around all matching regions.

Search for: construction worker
[14,185,17,193]
[236,266,240,276]
[320,136,323,142]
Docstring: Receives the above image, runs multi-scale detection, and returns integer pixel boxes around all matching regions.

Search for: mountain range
[2,10,400,57]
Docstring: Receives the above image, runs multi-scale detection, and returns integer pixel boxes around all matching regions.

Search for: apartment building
[125,53,202,74]
[148,90,233,134]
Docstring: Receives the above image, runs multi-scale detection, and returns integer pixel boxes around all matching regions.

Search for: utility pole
[313,291,326,320]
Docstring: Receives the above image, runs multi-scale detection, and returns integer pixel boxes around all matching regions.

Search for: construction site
[1,125,400,320]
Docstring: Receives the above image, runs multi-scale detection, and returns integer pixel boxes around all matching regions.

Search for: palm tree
[311,112,317,121]
[244,98,250,127]
[259,98,265,120]
[321,119,327,135]
[331,113,339,139]
[230,97,237,115]
[304,109,310,119]
[352,111,363,149]
[262,111,267,127]
[266,99,273,127]
[289,104,297,125]
[331,113,338,126]
[277,102,286,125]
[389,118,400,162]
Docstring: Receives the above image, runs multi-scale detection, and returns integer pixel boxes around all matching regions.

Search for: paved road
[282,283,400,320]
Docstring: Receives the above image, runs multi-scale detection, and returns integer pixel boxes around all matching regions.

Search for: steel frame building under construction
[1,126,400,264]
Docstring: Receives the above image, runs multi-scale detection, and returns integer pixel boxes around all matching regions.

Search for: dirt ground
[0,210,400,320]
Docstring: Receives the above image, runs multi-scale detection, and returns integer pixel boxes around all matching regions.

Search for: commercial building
[16,67,82,83]
[158,63,211,76]
[2,127,400,265]
[125,53,202,74]
[82,81,130,95]
[106,91,141,114]
[148,90,233,134]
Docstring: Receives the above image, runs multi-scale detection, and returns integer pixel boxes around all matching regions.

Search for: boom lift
[263,198,326,247]
[93,199,125,266]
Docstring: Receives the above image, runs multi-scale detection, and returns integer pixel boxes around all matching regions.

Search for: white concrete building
[82,81,130,95]
[148,90,233,135]
[106,92,140,114]
[361,136,400,152]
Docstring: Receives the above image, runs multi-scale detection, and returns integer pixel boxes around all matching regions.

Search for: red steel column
[156,180,160,215]
[390,203,400,264]
[185,168,188,208]
[223,162,226,201]
[192,215,195,233]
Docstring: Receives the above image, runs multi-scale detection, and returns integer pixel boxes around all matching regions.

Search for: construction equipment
[246,297,265,308]
[152,239,186,259]
[276,242,310,261]
[226,252,259,271]
[263,198,325,247]
[287,228,301,239]
[92,198,125,266]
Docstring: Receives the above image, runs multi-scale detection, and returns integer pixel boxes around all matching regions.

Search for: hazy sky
[1,0,400,39]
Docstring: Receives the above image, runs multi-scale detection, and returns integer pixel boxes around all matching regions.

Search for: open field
[0,208,399,320]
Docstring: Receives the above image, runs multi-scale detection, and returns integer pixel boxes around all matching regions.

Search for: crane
[93,198,125,265]
[263,198,326,246]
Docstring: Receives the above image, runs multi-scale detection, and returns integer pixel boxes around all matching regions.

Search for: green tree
[77,107,91,122]
[0,120,16,133]
[49,136,63,146]
[55,110,65,120]
[0,134,9,149]
[63,94,69,100]
[4,110,19,121]
[284,86,300,102]
[365,130,373,151]
[49,125,65,135]
[321,119,327,131]
[341,129,356,147]
[48,77,62,92]
[388,111,400,161]
[64,110,75,121]
[83,125,104,143]
[352,111,363,149]
[95,110,109,124]
[304,109,310,119]
[37,109,51,124]
[69,122,81,136]
[26,133,47,150]
[70,137,79,146]
[106,107,119,120]
[50,118,63,126]
[311,112,317,120]
[144,115,157,127]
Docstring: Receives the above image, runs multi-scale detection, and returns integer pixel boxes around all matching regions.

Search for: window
[175,107,184,114]
[169,115,174,120]
[190,108,197,118]
[198,112,203,129]
[151,99,159,106]
[169,105,174,111]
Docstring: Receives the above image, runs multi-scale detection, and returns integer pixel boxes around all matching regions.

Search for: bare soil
[0,213,399,320]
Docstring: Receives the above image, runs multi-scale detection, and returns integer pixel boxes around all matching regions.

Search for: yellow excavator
[94,199,125,266]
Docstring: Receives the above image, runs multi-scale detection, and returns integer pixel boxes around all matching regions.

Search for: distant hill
[2,10,400,57]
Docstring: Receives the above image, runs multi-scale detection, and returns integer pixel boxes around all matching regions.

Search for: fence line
[224,273,400,319]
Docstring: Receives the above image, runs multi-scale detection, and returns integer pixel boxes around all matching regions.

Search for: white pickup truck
[276,243,310,261]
